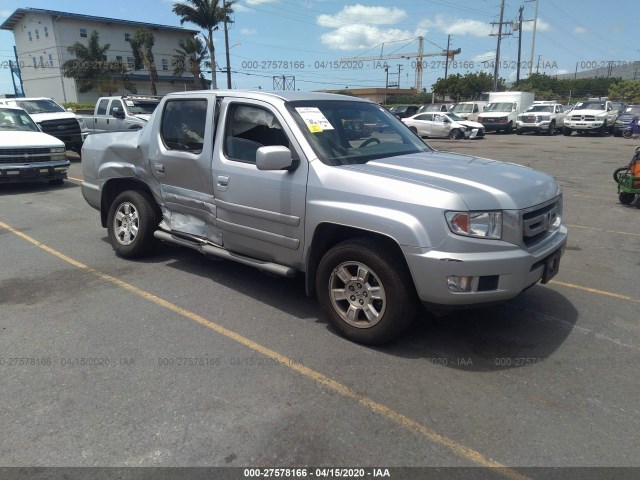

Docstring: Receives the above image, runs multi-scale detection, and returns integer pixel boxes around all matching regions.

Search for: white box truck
[478,91,535,133]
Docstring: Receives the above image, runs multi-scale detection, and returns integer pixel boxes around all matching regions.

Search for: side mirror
[443,118,451,123]
[256,145,294,171]
[112,107,125,119]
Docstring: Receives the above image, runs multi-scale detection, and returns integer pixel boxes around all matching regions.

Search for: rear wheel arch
[100,178,158,228]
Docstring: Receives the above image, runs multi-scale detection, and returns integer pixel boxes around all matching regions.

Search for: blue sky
[1,0,638,95]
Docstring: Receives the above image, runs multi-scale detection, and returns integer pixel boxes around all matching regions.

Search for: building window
[28,31,32,41]
[32,57,37,68]
[116,55,123,62]
[48,54,54,67]
[162,58,168,71]
[39,56,44,67]
[127,56,134,69]
[80,28,87,38]
[44,26,49,38]
[35,29,40,40]
[124,33,131,42]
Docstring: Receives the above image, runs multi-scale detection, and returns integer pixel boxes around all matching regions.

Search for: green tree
[432,72,504,100]
[61,30,136,94]
[172,0,237,89]
[129,28,159,95]
[172,36,209,90]
[608,80,640,103]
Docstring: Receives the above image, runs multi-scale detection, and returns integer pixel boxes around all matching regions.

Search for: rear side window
[160,99,208,153]
[96,99,108,115]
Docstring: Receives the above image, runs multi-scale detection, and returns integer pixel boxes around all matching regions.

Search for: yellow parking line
[67,176,83,183]
[549,280,640,303]
[0,219,530,480]
[566,224,640,237]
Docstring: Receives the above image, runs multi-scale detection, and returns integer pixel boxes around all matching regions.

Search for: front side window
[109,100,124,116]
[224,104,289,164]
[286,100,431,166]
[160,99,207,153]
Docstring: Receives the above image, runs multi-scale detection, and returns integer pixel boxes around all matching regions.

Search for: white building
[1,8,203,103]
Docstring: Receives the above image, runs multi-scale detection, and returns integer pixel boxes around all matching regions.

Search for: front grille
[571,114,596,122]
[0,147,52,164]
[522,201,559,247]
[38,118,82,145]
[522,115,538,123]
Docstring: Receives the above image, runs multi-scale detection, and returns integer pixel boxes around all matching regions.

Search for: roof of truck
[165,90,370,103]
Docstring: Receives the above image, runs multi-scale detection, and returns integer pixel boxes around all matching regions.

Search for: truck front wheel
[107,190,159,258]
[563,127,572,136]
[316,238,417,345]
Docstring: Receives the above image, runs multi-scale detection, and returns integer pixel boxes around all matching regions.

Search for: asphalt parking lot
[1,132,639,477]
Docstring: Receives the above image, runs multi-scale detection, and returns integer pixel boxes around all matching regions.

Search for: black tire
[107,190,160,258]
[516,129,523,135]
[614,167,629,183]
[505,122,513,134]
[316,238,417,345]
[599,122,608,136]
[448,128,462,140]
[546,121,555,136]
[563,127,572,136]
[48,179,64,186]
[619,192,635,205]
[623,129,632,139]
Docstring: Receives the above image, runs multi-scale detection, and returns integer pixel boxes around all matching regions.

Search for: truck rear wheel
[316,238,417,345]
[107,190,159,258]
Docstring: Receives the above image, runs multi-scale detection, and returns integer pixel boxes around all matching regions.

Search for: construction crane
[340,36,461,91]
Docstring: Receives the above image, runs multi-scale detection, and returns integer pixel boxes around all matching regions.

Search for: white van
[450,101,488,123]
[477,92,535,133]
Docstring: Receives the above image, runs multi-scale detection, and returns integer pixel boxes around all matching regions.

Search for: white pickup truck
[81,90,567,345]
[79,95,161,133]
[516,101,565,135]
[563,99,613,136]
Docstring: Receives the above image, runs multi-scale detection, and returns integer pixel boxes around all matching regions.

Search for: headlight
[77,118,88,130]
[51,147,66,153]
[445,211,502,239]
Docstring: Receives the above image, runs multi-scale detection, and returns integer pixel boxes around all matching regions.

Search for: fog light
[54,167,67,172]
[447,275,474,292]
[7,171,20,176]
[40,168,50,173]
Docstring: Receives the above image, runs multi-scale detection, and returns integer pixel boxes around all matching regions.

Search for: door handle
[154,163,165,176]
[217,175,229,187]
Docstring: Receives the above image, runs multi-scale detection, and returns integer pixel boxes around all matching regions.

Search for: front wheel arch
[100,178,157,227]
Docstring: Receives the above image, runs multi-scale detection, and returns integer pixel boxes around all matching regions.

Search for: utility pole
[528,0,539,76]
[397,64,402,89]
[490,0,510,91]
[223,1,232,89]
[516,5,524,84]
[384,65,389,105]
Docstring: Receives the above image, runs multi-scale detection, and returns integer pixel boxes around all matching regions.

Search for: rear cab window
[160,99,208,154]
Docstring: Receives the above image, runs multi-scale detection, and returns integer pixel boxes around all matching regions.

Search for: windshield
[127,100,159,115]
[526,105,553,113]
[15,99,65,114]
[0,109,40,132]
[286,100,431,166]
[623,106,640,115]
[574,101,606,111]
[451,104,473,113]
[446,113,465,122]
[484,102,514,112]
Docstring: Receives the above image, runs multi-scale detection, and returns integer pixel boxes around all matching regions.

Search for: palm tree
[129,28,159,95]
[172,36,209,90]
[62,30,136,94]
[172,0,236,89]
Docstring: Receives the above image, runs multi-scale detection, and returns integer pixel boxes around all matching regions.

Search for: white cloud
[0,9,13,18]
[320,24,414,51]
[240,28,257,35]
[418,14,491,37]
[471,51,495,63]
[521,18,551,32]
[317,5,407,28]
[573,26,588,34]
[246,0,278,4]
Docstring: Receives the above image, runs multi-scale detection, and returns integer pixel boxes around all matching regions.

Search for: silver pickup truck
[81,90,567,345]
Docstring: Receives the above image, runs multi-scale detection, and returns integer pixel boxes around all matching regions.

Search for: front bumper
[564,121,605,131]
[480,122,511,131]
[0,160,70,183]
[516,121,553,132]
[403,225,568,307]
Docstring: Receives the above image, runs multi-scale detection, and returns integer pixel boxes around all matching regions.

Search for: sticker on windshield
[295,107,334,132]
[125,100,135,106]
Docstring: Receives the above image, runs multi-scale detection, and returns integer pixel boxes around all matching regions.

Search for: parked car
[402,112,485,139]
[82,91,566,345]
[417,103,454,114]
[78,95,161,133]
[449,101,488,122]
[0,97,83,155]
[613,105,640,137]
[387,105,419,119]
[0,105,70,184]
[516,102,565,135]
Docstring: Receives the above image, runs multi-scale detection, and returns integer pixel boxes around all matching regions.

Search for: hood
[341,152,560,211]
[0,130,65,148]
[478,111,511,118]
[27,111,77,122]
[458,120,483,129]
[569,109,608,117]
